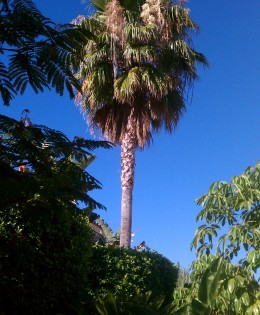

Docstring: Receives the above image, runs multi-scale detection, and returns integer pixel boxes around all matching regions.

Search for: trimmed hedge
[88,245,178,299]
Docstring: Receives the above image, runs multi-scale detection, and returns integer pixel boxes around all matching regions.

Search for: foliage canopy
[172,255,260,315]
[0,0,90,105]
[191,161,260,273]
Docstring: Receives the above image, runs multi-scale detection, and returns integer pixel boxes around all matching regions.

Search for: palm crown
[76,0,207,148]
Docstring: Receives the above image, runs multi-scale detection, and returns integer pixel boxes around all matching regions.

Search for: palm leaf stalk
[75,0,208,247]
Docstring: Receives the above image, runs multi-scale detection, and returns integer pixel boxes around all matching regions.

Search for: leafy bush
[88,245,178,300]
[172,255,260,315]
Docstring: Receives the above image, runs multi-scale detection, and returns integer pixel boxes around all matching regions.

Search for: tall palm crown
[75,0,207,247]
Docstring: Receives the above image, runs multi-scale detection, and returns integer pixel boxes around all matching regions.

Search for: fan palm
[75,0,208,247]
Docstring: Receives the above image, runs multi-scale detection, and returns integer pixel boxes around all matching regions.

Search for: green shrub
[88,245,178,300]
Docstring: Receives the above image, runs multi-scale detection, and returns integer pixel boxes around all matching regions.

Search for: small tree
[191,161,260,273]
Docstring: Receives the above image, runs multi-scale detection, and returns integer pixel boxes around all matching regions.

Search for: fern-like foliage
[0,61,16,104]
[0,114,113,210]
[0,0,92,105]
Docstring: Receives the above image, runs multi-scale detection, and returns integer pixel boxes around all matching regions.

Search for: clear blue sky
[2,0,260,268]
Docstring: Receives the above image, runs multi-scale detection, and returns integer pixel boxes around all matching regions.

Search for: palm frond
[80,15,105,34]
[91,0,109,12]
[167,5,199,32]
[115,64,171,103]
[78,62,114,112]
[82,42,110,70]
[114,67,141,103]
[124,23,156,44]
[139,65,172,98]
[124,43,156,66]
[150,88,186,132]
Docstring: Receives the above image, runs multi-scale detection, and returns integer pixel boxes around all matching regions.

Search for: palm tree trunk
[120,114,137,248]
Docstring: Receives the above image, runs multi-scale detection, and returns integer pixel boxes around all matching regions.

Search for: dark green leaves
[89,245,178,303]
[0,113,114,314]
[0,114,113,210]
[0,0,91,105]
[0,61,16,104]
[9,51,48,94]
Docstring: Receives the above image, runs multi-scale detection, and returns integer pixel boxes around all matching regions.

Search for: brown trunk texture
[120,115,137,248]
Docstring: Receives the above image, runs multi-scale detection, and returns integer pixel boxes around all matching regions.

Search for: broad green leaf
[227,278,235,294]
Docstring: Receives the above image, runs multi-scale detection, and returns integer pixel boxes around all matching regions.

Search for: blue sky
[2,0,260,268]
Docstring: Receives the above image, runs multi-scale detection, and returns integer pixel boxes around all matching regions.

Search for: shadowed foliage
[0,114,112,314]
[0,0,92,105]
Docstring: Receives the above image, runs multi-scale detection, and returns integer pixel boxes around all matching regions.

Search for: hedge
[88,245,178,299]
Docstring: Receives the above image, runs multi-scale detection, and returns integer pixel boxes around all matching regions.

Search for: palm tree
[75,0,208,247]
